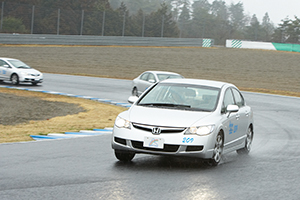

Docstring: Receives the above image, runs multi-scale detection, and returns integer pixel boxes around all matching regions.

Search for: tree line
[0,0,299,45]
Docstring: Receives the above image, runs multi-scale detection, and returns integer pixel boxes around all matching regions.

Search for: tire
[132,87,138,97]
[114,150,135,162]
[11,74,19,85]
[237,126,253,155]
[209,131,224,166]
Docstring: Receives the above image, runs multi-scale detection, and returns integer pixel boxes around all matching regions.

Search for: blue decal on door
[229,121,238,134]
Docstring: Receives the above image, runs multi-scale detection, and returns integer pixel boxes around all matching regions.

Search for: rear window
[157,74,183,81]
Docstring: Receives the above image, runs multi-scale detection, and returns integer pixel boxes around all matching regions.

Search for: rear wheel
[209,132,224,166]
[114,150,135,162]
[237,126,253,154]
[11,74,19,85]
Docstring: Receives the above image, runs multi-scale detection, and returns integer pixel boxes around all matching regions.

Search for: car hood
[17,68,41,74]
[128,105,213,127]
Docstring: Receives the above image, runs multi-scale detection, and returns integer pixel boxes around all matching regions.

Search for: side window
[140,73,149,81]
[0,60,7,67]
[232,88,245,107]
[147,73,156,82]
[222,89,235,113]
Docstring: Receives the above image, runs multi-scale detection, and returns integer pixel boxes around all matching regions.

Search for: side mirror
[3,64,10,68]
[148,79,156,83]
[128,96,139,104]
[226,104,239,117]
[227,104,239,112]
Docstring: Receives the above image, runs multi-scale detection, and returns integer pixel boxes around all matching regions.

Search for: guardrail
[0,33,214,47]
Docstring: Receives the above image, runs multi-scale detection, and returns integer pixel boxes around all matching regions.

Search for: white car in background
[0,57,43,85]
[132,71,183,96]
[112,78,254,166]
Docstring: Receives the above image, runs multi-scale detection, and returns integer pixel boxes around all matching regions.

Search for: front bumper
[20,75,43,83]
[112,125,215,159]
[23,78,43,83]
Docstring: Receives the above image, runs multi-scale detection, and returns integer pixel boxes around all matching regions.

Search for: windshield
[8,60,31,69]
[157,74,183,81]
[138,83,220,111]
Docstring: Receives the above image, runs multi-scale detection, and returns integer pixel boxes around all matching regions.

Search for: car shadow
[113,155,218,171]
[0,81,42,87]
[113,152,252,171]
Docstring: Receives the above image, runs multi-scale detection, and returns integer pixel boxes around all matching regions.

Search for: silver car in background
[0,57,43,85]
[132,71,183,96]
[112,79,254,166]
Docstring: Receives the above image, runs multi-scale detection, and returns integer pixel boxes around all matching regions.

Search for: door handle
[245,111,249,117]
[235,114,240,120]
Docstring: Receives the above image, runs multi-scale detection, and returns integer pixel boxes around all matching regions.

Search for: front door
[0,60,12,81]
[222,88,240,149]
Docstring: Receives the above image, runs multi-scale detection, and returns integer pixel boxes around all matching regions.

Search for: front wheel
[209,132,224,166]
[11,74,19,85]
[237,126,253,154]
[114,150,135,162]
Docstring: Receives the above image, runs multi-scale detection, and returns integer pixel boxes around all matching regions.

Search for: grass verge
[0,88,126,143]
[240,87,300,98]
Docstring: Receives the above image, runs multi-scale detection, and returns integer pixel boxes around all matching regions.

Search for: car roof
[160,78,235,89]
[144,71,181,75]
[0,57,17,61]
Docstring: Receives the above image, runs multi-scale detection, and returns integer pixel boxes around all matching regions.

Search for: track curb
[0,85,127,141]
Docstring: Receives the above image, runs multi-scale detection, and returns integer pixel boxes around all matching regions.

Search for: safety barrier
[0,33,214,47]
[226,39,300,53]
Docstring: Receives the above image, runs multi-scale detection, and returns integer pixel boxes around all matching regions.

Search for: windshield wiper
[17,66,30,69]
[139,103,191,109]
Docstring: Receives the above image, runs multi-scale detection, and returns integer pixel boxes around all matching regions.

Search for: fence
[0,2,179,38]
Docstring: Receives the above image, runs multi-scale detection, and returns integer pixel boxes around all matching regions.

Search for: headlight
[20,72,30,76]
[185,125,215,136]
[115,116,131,129]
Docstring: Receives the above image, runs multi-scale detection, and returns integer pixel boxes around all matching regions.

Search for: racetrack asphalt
[1,74,300,200]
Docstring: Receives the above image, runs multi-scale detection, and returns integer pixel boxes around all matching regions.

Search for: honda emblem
[152,127,161,135]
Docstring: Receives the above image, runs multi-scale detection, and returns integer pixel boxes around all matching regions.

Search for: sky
[217,0,300,25]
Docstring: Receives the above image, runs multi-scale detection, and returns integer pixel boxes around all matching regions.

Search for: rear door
[139,72,157,94]
[138,72,150,94]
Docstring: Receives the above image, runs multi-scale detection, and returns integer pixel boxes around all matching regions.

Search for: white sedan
[112,79,254,166]
[0,57,43,85]
[132,71,183,96]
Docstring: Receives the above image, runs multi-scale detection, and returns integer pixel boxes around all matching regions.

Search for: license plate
[143,137,164,149]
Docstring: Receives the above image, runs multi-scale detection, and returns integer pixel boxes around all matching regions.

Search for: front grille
[132,123,186,134]
[131,140,179,152]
